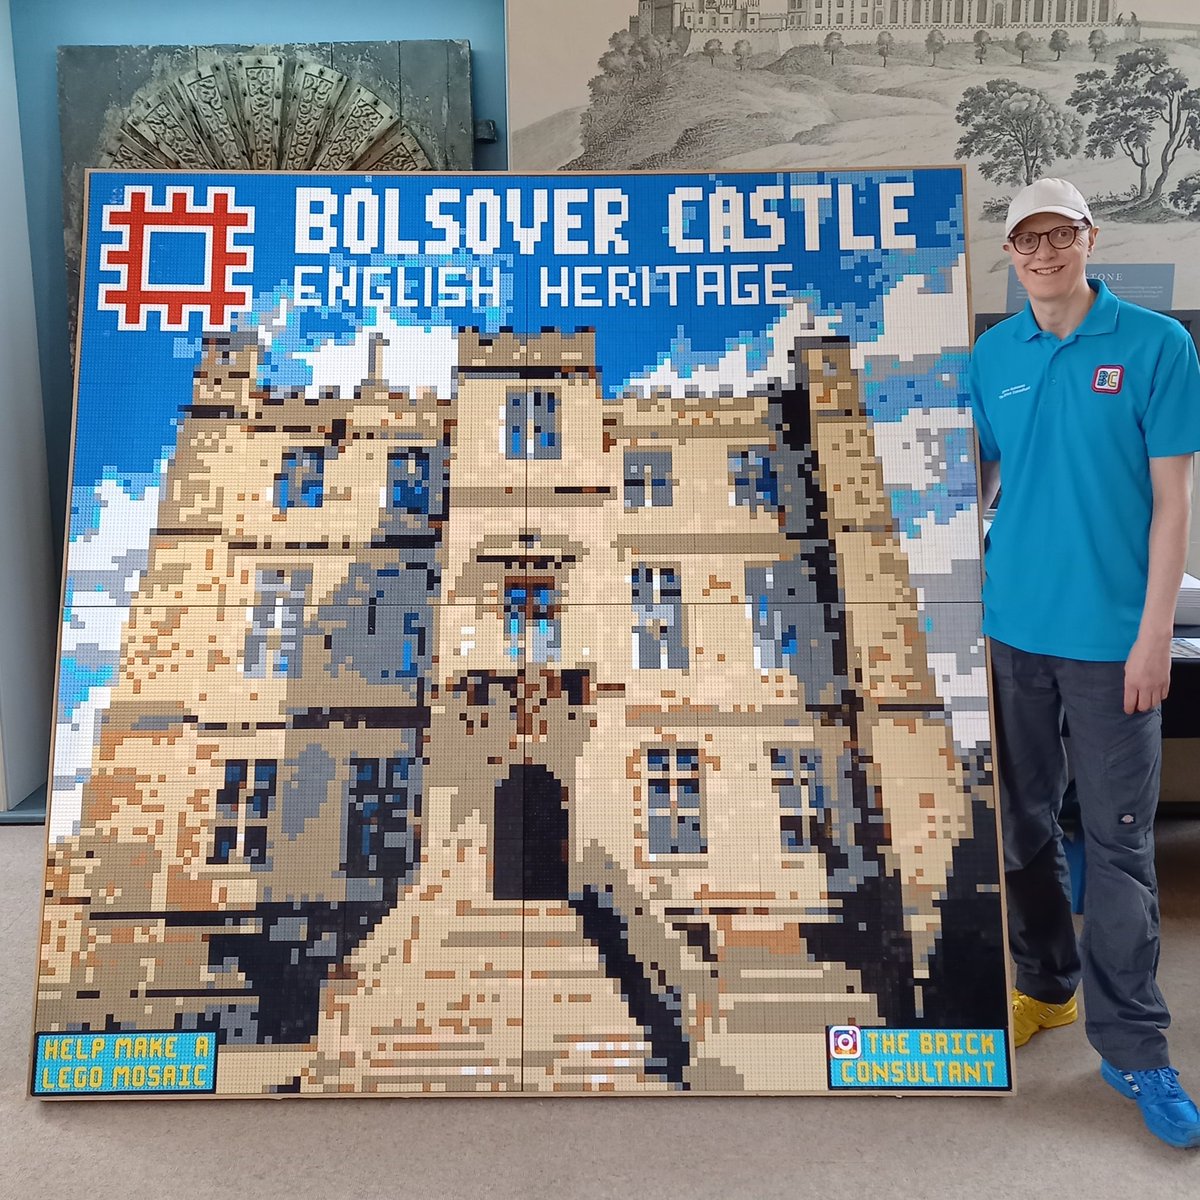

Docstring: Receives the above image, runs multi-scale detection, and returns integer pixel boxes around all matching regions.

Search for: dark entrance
[493,764,569,900]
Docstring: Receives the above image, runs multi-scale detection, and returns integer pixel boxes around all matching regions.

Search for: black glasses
[1009,224,1088,255]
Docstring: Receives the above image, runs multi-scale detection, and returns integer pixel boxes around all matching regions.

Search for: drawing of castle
[633,0,1125,38]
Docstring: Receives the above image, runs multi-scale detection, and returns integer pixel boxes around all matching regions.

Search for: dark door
[493,765,569,900]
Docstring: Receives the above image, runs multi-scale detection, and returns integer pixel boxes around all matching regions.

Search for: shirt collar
[1012,279,1118,342]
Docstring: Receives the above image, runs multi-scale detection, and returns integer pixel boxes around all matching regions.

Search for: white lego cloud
[927,653,990,705]
[295,315,458,398]
[901,508,981,579]
[853,254,970,369]
[927,651,991,752]
[624,298,840,397]
[871,407,975,494]
[63,476,160,627]
[50,687,113,842]
[52,473,164,841]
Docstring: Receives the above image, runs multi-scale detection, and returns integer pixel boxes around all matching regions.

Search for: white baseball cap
[1004,178,1094,238]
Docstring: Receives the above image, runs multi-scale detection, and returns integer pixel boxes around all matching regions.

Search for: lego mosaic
[34,168,1008,1098]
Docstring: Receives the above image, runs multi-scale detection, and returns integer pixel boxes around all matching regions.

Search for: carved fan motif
[98,54,432,172]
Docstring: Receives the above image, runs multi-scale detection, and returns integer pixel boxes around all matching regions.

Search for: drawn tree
[1049,30,1070,62]
[733,39,753,71]
[1089,29,1108,61]
[1103,47,1200,205]
[610,29,635,56]
[598,45,633,79]
[596,28,636,78]
[1068,68,1157,200]
[824,32,845,67]
[955,78,1082,187]
[703,38,723,66]
[926,29,946,68]
[588,73,624,106]
[1015,32,1033,66]
[630,34,679,77]
[877,31,895,68]
[1169,171,1200,217]
[974,30,992,65]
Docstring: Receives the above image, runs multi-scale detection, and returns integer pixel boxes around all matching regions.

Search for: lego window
[506,388,560,460]
[771,747,827,852]
[244,568,311,679]
[275,447,325,511]
[632,565,688,669]
[646,745,706,856]
[624,449,673,509]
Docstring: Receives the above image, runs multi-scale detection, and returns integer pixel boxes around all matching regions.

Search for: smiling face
[1004,210,1098,307]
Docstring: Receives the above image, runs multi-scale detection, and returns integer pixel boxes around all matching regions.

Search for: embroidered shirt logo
[999,383,1031,400]
[1092,365,1124,394]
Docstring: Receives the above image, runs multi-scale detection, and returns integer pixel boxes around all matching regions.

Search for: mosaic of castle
[633,0,1125,36]
[36,316,999,1094]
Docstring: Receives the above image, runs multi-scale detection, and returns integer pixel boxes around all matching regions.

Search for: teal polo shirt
[969,281,1200,661]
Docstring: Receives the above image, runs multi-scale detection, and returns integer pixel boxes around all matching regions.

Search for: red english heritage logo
[98,186,254,331]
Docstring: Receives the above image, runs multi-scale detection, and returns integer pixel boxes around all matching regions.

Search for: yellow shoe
[1011,988,1078,1047]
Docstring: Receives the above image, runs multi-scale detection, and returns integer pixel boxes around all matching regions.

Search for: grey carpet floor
[2,820,1198,1200]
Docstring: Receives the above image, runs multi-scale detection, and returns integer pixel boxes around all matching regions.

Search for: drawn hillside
[510,6,1200,310]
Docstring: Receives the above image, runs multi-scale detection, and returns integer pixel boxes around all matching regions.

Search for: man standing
[970,177,1200,1149]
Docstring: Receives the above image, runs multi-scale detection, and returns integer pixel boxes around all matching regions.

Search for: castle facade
[634,0,1123,38]
[37,324,982,1093]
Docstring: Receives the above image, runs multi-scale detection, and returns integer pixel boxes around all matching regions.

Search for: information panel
[34,168,1008,1097]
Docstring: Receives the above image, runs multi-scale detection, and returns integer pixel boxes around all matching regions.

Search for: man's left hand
[1124,635,1172,714]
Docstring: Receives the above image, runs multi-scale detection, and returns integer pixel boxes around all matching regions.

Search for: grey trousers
[990,639,1171,1070]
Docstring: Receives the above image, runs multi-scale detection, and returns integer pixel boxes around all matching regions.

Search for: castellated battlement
[187,332,264,418]
[197,330,261,371]
[456,327,598,377]
[634,0,1131,47]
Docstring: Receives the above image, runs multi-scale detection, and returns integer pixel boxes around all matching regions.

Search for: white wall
[0,0,55,808]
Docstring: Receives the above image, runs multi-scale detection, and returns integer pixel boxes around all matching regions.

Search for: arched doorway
[493,765,569,900]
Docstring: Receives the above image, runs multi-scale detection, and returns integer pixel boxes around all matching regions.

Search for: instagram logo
[828,1026,862,1060]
